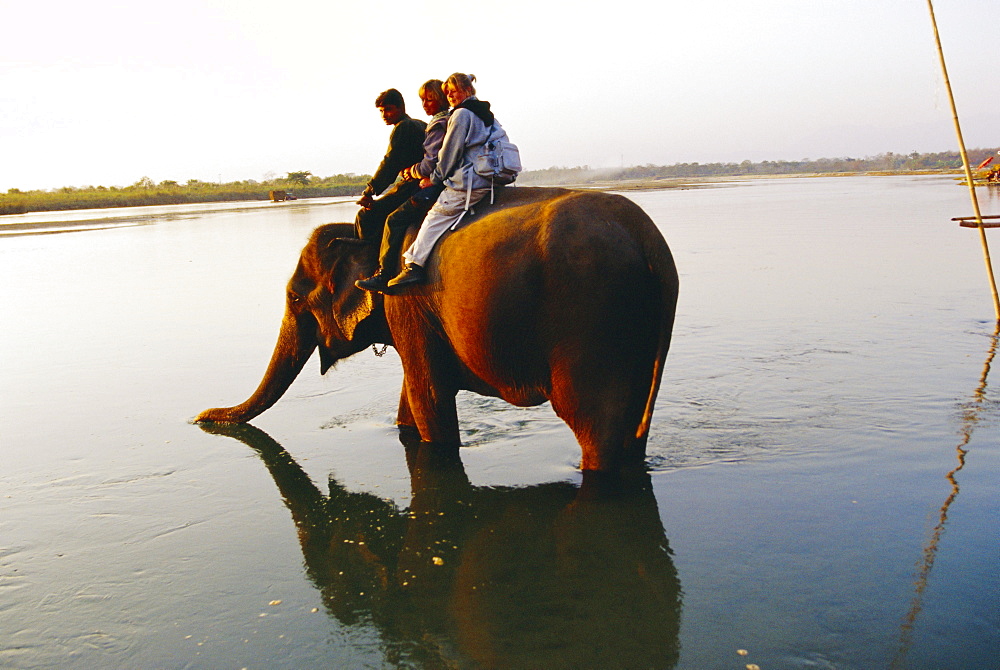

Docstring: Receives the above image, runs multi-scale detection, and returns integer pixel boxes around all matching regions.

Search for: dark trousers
[378,185,443,275]
[354,179,422,242]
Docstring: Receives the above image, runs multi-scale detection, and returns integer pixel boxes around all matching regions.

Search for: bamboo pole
[926,0,1000,321]
[891,322,1000,668]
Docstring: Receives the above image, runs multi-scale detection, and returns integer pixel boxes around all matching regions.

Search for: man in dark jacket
[354,89,426,241]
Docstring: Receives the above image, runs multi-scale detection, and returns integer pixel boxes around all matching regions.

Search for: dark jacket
[367,115,426,196]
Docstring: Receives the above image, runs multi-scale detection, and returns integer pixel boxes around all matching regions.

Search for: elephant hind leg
[550,359,653,472]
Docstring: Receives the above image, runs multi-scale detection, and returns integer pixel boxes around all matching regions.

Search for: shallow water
[2,177,999,668]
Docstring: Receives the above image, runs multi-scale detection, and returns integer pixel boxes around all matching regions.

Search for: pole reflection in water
[200,423,682,669]
[892,324,1000,668]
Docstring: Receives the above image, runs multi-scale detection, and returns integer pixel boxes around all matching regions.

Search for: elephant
[269,189,296,202]
[197,186,679,473]
[200,422,682,668]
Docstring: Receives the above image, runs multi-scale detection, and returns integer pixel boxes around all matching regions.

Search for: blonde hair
[419,79,447,108]
[444,73,476,96]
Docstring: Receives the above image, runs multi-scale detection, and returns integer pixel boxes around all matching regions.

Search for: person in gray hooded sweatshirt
[385,73,506,290]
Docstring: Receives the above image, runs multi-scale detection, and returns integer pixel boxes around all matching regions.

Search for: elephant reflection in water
[202,423,681,669]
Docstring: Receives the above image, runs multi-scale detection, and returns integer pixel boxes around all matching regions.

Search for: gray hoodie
[430,97,503,193]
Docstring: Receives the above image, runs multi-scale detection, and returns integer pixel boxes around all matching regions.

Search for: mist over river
[2,176,999,668]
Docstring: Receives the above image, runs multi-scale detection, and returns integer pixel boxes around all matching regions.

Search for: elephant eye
[288,291,303,304]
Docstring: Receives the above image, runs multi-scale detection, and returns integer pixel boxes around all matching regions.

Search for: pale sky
[2,0,997,192]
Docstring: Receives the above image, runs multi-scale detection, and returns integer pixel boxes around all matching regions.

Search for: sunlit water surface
[2,178,999,668]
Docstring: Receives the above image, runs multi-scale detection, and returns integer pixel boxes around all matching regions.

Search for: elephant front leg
[396,387,416,429]
[394,387,423,447]
[387,305,461,446]
[401,371,461,446]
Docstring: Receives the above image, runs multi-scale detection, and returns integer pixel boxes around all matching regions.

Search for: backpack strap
[485,123,496,205]
[465,122,497,210]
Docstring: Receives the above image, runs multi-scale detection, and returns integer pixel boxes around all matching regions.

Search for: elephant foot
[396,424,423,447]
[577,470,628,500]
[577,463,650,500]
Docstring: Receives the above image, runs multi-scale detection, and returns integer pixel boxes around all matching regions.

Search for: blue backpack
[468,123,521,207]
[474,123,521,186]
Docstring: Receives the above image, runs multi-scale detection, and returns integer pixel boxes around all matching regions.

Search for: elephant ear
[327,238,379,342]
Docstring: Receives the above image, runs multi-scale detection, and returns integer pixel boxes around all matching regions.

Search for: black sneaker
[355,270,390,293]
[385,263,426,291]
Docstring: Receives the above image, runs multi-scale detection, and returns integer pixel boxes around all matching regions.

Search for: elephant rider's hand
[419,177,433,189]
[356,193,374,209]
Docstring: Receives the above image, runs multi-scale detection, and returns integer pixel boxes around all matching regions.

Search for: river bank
[537,168,966,191]
[0,195,356,237]
[4,153,989,217]
[5,170,981,237]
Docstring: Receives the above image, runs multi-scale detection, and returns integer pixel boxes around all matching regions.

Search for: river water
[2,177,998,669]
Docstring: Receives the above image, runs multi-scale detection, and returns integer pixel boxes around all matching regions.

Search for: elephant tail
[634,225,679,441]
[636,344,666,439]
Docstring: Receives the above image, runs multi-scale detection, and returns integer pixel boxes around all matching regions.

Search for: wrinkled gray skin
[197,187,679,473]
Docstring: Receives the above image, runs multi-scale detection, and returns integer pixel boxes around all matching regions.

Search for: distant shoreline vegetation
[514,147,999,187]
[0,172,368,216]
[2,149,997,216]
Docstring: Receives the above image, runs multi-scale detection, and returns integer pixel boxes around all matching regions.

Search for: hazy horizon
[6,146,997,194]
[3,0,998,192]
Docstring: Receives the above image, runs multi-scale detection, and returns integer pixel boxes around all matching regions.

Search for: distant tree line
[0,172,369,216]
[517,148,1000,186]
[3,148,997,216]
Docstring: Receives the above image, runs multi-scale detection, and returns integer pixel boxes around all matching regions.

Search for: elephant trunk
[196,309,318,423]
